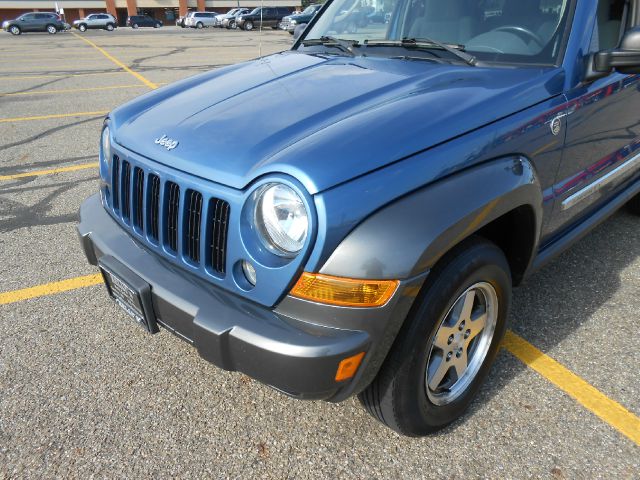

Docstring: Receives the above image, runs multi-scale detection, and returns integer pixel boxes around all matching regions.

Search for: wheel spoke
[428,357,450,391]
[459,290,476,323]
[466,311,488,343]
[452,349,468,379]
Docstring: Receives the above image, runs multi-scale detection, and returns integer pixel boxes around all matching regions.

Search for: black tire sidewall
[106,23,114,31]
[628,194,640,215]
[47,24,57,34]
[390,241,511,434]
[79,24,87,31]
[10,25,20,35]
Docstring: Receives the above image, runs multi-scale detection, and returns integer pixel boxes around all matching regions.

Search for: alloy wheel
[425,282,498,406]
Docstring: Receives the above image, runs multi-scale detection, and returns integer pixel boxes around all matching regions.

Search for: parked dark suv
[2,12,65,35]
[236,7,292,31]
[126,15,162,29]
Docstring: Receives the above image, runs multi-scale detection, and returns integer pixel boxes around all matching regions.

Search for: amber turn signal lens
[290,273,399,308]
[335,352,366,382]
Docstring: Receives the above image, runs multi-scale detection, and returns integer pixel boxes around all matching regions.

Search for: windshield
[301,0,574,65]
[250,8,261,15]
[303,5,318,14]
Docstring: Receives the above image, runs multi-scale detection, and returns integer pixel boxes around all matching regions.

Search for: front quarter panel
[319,157,543,280]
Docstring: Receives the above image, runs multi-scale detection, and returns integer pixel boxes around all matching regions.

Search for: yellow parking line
[0,163,99,181]
[71,32,158,90]
[0,84,163,97]
[0,111,108,123]
[503,331,640,446]
[0,274,103,306]
[0,72,126,81]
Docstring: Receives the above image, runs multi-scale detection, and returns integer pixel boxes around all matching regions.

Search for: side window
[593,0,625,51]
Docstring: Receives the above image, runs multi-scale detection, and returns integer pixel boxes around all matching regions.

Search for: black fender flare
[319,156,543,280]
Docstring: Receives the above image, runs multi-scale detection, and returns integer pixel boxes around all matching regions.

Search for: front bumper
[78,194,426,401]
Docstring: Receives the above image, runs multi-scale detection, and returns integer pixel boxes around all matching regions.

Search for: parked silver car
[184,11,216,28]
[221,8,250,29]
[73,13,117,32]
[214,8,243,27]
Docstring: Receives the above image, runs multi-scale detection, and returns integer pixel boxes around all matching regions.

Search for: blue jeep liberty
[78,0,640,436]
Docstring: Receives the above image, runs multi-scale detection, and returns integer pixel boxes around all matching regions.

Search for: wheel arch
[319,156,543,284]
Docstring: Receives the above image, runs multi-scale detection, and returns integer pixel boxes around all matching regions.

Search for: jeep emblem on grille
[155,135,179,151]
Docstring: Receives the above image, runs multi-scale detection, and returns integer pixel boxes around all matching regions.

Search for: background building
[0,0,301,25]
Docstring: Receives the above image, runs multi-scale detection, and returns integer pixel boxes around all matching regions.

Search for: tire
[358,236,512,436]
[154,23,161,28]
[46,24,57,34]
[628,194,640,215]
[9,25,21,35]
[78,23,87,32]
[244,20,253,31]
[196,22,203,29]
[106,23,115,31]
[231,21,238,29]
[132,23,139,29]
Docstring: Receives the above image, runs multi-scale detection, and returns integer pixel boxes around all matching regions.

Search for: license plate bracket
[98,255,159,334]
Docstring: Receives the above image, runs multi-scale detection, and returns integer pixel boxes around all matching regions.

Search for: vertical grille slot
[148,174,161,241]
[209,198,230,274]
[111,156,120,211]
[133,167,144,231]
[165,182,180,252]
[121,160,131,221]
[184,190,203,264]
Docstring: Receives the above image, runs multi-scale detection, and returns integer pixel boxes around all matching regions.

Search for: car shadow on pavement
[440,207,640,434]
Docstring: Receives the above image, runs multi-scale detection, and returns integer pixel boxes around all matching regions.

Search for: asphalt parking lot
[0,27,639,478]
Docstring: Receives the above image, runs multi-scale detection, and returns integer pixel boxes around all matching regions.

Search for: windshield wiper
[401,37,476,66]
[302,36,358,57]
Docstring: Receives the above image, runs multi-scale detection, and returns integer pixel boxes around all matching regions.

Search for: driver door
[548,0,640,234]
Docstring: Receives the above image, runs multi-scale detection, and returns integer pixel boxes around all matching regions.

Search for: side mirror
[293,23,307,41]
[594,26,640,74]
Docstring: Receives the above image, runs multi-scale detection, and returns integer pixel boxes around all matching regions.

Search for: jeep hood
[113,51,564,194]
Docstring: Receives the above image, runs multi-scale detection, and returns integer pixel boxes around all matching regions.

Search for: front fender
[319,156,543,280]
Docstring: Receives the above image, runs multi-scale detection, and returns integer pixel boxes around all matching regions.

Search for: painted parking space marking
[0,72,127,81]
[0,163,99,181]
[71,32,158,90]
[0,271,638,447]
[0,84,166,97]
[0,274,103,306]
[502,331,640,446]
[0,111,108,123]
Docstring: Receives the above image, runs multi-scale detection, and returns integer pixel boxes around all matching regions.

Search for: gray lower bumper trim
[78,194,370,400]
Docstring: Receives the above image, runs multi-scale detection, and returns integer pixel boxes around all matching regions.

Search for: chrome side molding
[561,152,640,210]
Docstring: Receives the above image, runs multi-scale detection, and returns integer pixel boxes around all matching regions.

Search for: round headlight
[255,183,308,256]
[101,125,111,165]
